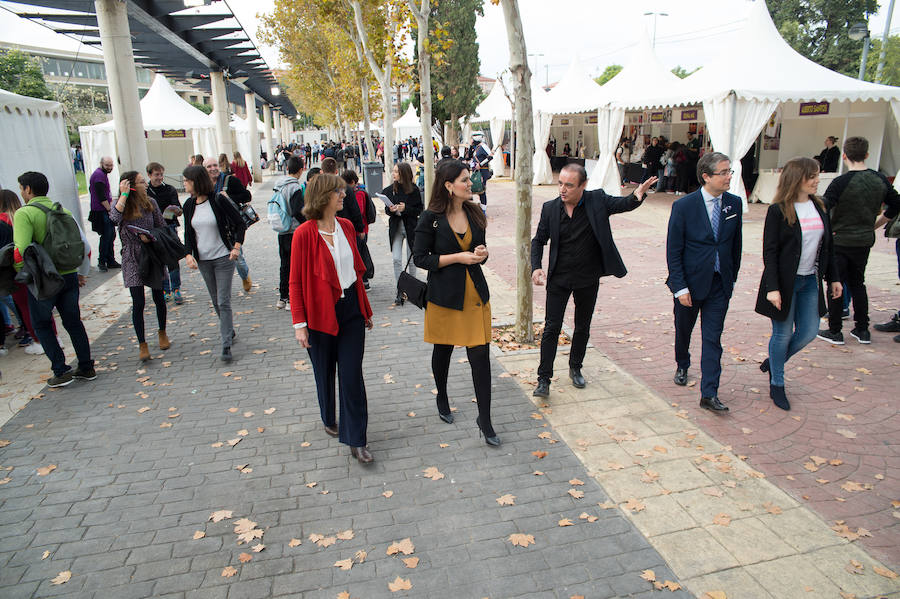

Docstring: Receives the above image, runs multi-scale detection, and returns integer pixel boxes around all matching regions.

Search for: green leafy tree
[51,83,108,145]
[670,65,699,79]
[190,101,212,115]
[769,0,877,76]
[864,35,900,85]
[0,49,53,100]
[594,64,622,85]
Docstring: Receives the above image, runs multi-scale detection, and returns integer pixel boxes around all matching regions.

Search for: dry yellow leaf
[228,407,239,413]
[382,490,393,498]
[50,571,71,585]
[508,533,535,547]
[233,518,256,534]
[209,510,232,522]
[640,569,656,582]
[264,407,276,415]
[386,538,415,556]
[336,529,354,540]
[238,553,252,563]
[558,518,574,527]
[569,478,585,486]
[36,464,57,476]
[624,498,646,512]
[41,550,50,560]
[579,512,598,522]
[496,494,516,506]
[568,489,585,499]
[192,531,205,540]
[251,543,265,553]
[288,538,302,547]
[388,576,412,592]
[137,406,150,414]
[422,466,444,481]
[532,450,548,459]
[221,566,237,578]
[874,565,898,579]
[402,557,419,568]
[713,513,731,526]
[702,592,727,599]
[334,558,353,571]
[355,550,367,563]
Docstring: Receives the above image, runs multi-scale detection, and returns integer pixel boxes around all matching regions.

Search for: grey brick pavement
[0,178,691,598]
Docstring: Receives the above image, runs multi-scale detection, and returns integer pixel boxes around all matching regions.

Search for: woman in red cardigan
[289,173,375,464]
[230,152,252,188]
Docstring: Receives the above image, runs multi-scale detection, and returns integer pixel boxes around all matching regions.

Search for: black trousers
[431,343,494,436]
[307,286,368,447]
[538,278,599,383]
[673,274,729,398]
[828,245,871,332]
[278,232,293,300]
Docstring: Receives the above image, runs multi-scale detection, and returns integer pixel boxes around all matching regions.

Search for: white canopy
[588,33,683,193]
[80,74,217,185]
[393,105,422,139]
[541,57,605,116]
[473,82,511,122]
[0,87,81,225]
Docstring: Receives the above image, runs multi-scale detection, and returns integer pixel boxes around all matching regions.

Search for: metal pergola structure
[0,0,296,116]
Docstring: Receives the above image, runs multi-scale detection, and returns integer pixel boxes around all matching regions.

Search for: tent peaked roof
[542,56,605,114]
[88,74,215,131]
[393,104,421,129]
[600,31,684,109]
[688,1,898,104]
[473,82,511,121]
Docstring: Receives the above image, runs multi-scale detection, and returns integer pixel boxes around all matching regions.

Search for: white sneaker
[24,342,45,355]
[275,299,286,310]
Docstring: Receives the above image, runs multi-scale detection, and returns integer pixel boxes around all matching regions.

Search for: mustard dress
[423,226,492,347]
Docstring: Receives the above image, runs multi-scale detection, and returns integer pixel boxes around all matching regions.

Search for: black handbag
[397,254,426,309]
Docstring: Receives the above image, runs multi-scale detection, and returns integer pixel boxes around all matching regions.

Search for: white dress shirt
[674,187,723,299]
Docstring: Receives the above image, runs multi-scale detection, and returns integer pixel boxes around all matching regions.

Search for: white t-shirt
[321,222,357,296]
[193,200,229,261]
[795,200,824,275]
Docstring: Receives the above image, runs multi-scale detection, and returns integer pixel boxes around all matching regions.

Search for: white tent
[611,1,900,205]
[230,113,272,171]
[80,74,217,186]
[0,88,81,224]
[393,105,422,140]
[534,58,606,184]
[587,33,684,194]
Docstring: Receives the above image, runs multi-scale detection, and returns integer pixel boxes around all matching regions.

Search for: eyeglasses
[712,169,734,176]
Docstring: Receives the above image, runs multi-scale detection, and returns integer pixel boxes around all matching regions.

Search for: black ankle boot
[770,384,790,410]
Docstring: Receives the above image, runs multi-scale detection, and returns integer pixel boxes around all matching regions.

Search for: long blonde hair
[773,157,824,226]
[233,151,246,169]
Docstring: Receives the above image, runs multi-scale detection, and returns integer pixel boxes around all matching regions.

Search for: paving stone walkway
[0,175,690,599]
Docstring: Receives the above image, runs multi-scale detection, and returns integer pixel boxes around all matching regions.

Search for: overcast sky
[1,0,898,86]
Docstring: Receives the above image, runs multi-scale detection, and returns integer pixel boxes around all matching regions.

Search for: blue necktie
[711,197,721,272]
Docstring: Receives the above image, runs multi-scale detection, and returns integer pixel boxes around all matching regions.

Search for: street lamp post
[848,22,870,80]
[643,12,669,49]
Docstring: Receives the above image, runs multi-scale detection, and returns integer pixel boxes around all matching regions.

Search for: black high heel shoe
[438,412,454,424]
[475,417,501,447]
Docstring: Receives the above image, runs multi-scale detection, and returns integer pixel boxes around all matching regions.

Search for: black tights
[432,343,494,436]
[130,286,166,344]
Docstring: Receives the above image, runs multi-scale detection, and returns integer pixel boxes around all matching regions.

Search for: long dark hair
[429,159,486,230]
[182,165,213,199]
[393,162,415,194]
[119,171,153,221]
[773,157,824,226]
[0,189,22,221]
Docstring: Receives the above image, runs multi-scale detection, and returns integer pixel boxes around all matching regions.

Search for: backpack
[267,178,301,233]
[26,202,84,271]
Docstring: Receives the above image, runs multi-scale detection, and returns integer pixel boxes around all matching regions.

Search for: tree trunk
[449,111,459,152]
[500,0,535,343]
[408,0,433,201]
[350,0,393,172]
[360,77,375,160]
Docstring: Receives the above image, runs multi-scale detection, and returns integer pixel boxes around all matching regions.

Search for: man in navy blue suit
[666,152,742,412]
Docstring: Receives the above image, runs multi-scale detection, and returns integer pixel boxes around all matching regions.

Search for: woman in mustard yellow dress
[413,160,498,446]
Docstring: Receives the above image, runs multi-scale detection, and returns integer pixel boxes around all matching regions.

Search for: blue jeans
[235,247,249,281]
[655,168,665,191]
[0,294,16,328]
[26,272,93,376]
[768,274,819,386]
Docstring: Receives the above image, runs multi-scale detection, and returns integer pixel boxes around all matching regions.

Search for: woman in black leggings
[110,171,169,361]
[413,160,498,446]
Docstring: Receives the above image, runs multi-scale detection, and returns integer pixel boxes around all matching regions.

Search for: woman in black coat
[413,160,498,446]
[382,161,423,305]
[755,157,841,410]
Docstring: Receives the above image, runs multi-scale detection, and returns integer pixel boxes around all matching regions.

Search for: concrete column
[209,71,232,158]
[94,0,148,172]
[262,104,274,172]
[244,91,261,182]
[273,109,282,146]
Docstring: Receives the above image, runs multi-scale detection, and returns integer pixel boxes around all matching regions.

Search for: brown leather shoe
[324,425,339,437]
[138,342,150,362]
[350,446,374,464]
[242,277,252,292]
[158,330,171,350]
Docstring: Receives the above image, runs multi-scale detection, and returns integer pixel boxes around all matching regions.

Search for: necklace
[318,219,337,235]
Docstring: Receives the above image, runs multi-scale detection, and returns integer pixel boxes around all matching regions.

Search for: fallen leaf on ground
[237,429,249,436]
[137,406,150,414]
[36,464,57,476]
[236,529,265,544]
[845,560,864,574]
[569,478,584,486]
[334,558,353,571]
[288,538,302,547]
[763,502,783,515]
[662,581,683,591]
[641,470,660,483]
[221,566,237,578]
[238,553,252,563]
[598,501,617,510]
[300,441,311,447]
[41,551,50,560]
[382,491,393,498]
[228,407,239,413]
[388,576,412,592]
[227,438,242,447]
[641,570,656,582]
[243,411,254,418]
[568,489,585,499]
[387,538,415,555]
[423,466,444,481]
[51,571,71,585]
[0,440,10,448]
[713,513,732,526]
[402,557,419,568]
[193,531,205,540]
[836,428,857,439]
[702,592,727,599]
[874,566,898,579]
[703,487,724,498]
[264,407,276,415]
[508,533,535,547]
[233,518,256,533]
[355,550,367,563]
[532,450,548,459]
[209,510,232,522]
[653,445,668,454]
[337,593,351,599]
[251,543,265,553]
[439,443,449,448]
[558,518,574,527]
[623,498,646,512]
[496,494,516,506]
[579,512,598,522]
[336,529,354,540]
[841,481,868,493]
[607,462,625,470]
[533,471,544,476]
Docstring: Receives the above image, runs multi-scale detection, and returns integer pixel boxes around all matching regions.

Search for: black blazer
[182,193,246,260]
[413,209,489,310]
[530,189,643,281]
[383,185,423,246]
[754,199,838,321]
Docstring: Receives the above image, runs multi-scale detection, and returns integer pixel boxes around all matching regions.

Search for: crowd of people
[2,133,897,463]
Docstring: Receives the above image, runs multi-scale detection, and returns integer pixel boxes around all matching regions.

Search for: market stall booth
[0,87,81,223]
[80,75,217,189]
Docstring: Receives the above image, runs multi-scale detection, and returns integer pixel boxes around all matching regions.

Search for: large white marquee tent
[80,74,217,187]
[0,88,81,224]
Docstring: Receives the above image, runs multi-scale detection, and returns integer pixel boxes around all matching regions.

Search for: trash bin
[362,161,383,195]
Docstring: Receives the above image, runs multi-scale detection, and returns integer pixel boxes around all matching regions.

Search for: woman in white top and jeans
[181,165,246,363]
[755,157,841,410]
[289,173,375,464]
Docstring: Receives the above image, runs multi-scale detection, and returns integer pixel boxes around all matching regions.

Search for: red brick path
[483,177,900,569]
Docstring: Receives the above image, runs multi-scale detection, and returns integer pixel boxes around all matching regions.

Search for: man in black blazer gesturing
[666,152,742,412]
[531,164,657,398]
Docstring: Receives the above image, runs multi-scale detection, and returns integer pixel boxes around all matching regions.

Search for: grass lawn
[76,171,86,195]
